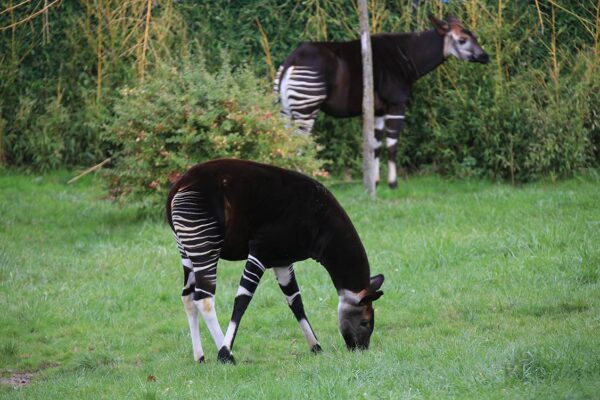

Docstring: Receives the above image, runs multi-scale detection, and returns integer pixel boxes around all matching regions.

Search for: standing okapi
[166,159,385,363]
[275,14,489,188]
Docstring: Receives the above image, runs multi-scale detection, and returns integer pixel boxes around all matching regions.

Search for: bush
[404,46,598,182]
[102,55,323,210]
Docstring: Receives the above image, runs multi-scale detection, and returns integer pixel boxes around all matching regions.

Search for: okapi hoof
[197,356,205,364]
[388,181,398,189]
[311,344,323,354]
[217,347,236,364]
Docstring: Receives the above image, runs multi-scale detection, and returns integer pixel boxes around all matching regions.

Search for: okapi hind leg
[180,257,205,362]
[218,254,267,363]
[274,265,322,353]
[171,190,226,362]
[384,106,406,188]
[373,116,385,186]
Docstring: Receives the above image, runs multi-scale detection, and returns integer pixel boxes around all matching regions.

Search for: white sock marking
[388,160,397,183]
[299,318,319,348]
[182,295,204,361]
[196,297,224,349]
[222,321,237,350]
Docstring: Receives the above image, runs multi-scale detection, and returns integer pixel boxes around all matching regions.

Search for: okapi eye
[458,38,467,45]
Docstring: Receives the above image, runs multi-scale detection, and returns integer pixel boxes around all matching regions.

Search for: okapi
[275,14,489,188]
[166,159,385,363]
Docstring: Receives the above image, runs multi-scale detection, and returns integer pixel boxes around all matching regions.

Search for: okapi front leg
[384,105,406,188]
[218,255,266,363]
[373,116,385,185]
[274,265,322,353]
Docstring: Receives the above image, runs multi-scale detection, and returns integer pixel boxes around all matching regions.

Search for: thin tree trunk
[358,0,376,197]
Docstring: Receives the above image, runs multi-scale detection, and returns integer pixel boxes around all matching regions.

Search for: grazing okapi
[275,14,489,188]
[166,159,385,363]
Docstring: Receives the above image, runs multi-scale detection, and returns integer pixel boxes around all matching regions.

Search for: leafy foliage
[102,55,322,208]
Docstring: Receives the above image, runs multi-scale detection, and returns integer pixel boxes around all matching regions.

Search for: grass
[1,170,599,399]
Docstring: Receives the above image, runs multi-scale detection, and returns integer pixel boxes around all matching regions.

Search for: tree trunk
[358,0,376,198]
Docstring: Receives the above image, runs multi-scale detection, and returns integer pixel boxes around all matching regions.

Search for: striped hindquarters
[277,65,327,134]
[171,190,224,299]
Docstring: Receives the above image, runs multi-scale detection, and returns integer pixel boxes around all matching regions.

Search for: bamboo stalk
[256,18,275,81]
[533,0,544,33]
[0,0,32,16]
[43,0,49,44]
[139,0,152,82]
[96,0,103,103]
[595,0,600,64]
[551,4,560,103]
[0,0,61,31]
[547,0,594,37]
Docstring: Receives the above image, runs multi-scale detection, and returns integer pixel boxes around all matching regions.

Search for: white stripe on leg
[222,321,237,350]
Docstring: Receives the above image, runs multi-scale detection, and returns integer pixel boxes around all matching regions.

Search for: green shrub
[102,55,323,210]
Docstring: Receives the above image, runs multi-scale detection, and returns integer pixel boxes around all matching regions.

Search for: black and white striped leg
[180,257,205,362]
[172,190,226,362]
[218,255,266,363]
[384,110,405,188]
[373,116,385,185]
[274,265,322,353]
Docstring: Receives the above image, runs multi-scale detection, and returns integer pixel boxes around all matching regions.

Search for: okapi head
[338,274,385,350]
[429,14,489,64]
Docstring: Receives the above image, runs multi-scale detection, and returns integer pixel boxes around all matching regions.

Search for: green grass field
[1,171,599,399]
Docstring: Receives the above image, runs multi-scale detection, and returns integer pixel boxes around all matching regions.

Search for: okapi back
[167,159,367,281]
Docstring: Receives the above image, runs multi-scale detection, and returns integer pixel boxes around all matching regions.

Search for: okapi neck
[403,29,446,80]
[313,209,371,293]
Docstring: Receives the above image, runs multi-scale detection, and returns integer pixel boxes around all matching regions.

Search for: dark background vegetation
[0,1,598,201]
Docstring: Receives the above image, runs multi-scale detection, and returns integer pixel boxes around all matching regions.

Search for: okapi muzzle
[338,274,384,350]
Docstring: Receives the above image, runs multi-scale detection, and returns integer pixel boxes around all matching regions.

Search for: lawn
[1,171,599,399]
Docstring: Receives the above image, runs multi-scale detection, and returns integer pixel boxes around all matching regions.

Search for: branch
[0,0,32,17]
[67,157,112,185]
[0,0,60,31]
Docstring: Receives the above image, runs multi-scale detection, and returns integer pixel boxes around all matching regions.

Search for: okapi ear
[428,14,449,35]
[370,274,385,292]
[446,15,461,25]
[359,290,384,306]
